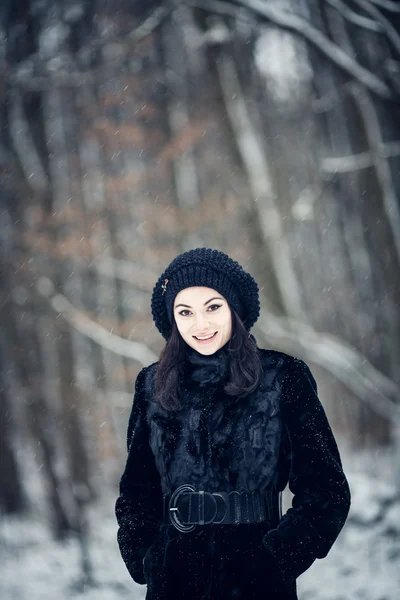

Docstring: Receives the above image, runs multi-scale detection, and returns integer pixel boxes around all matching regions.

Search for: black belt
[163,484,282,532]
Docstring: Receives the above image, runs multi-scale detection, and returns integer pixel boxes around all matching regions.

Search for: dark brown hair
[154,309,262,410]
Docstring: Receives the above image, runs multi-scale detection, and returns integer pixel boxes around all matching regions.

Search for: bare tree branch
[188,0,395,99]
[369,0,400,12]
[7,88,49,194]
[87,258,159,292]
[128,6,170,41]
[35,276,400,422]
[9,6,171,91]
[255,313,400,423]
[35,277,158,366]
[320,140,400,172]
[162,6,202,211]
[33,271,400,422]
[347,81,400,266]
[353,0,400,57]
[326,0,383,32]
[215,48,308,321]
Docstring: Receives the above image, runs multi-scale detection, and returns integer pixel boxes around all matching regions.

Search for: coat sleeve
[262,357,351,582]
[115,366,163,585]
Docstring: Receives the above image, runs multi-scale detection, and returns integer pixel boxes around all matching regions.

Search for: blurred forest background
[1,0,400,599]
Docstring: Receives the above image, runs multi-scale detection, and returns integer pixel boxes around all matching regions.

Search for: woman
[115,247,351,600]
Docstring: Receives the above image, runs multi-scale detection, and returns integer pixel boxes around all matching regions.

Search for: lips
[193,332,217,341]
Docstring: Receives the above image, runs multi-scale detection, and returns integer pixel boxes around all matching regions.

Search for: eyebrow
[175,297,224,309]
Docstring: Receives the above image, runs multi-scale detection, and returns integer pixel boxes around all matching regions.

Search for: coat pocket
[260,544,297,598]
[251,527,296,598]
[142,542,155,582]
[216,523,292,598]
[142,530,166,586]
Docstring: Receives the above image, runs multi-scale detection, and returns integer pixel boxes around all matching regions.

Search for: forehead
[174,286,222,305]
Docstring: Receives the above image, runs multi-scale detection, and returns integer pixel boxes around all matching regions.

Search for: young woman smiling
[115,247,351,600]
[173,288,232,351]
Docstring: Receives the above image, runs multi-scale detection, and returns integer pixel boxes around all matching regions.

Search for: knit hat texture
[151,248,260,340]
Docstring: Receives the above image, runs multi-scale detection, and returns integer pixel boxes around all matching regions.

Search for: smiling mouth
[193,332,218,340]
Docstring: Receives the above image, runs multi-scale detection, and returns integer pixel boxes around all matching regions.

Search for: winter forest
[1,0,400,598]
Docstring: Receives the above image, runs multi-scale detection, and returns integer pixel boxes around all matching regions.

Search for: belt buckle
[168,484,197,533]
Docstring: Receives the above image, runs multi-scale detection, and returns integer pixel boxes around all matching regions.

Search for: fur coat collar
[183,342,230,388]
[145,347,283,496]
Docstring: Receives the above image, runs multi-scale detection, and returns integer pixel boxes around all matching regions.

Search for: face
[173,286,232,355]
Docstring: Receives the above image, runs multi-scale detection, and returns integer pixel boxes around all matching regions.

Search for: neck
[184,342,230,387]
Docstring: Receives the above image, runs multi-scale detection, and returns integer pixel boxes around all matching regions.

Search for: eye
[178,304,222,317]
[208,304,222,311]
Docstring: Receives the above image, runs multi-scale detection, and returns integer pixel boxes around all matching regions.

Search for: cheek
[174,320,184,335]
[218,314,232,330]
[177,321,191,335]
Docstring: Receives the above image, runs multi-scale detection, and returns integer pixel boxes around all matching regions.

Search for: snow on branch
[7,88,49,194]
[128,5,171,41]
[320,140,400,173]
[353,0,400,57]
[369,0,400,11]
[86,258,158,292]
[188,0,395,99]
[35,277,158,366]
[9,6,171,91]
[256,313,400,423]
[347,81,400,266]
[326,0,383,32]
[33,277,400,422]
[215,48,307,321]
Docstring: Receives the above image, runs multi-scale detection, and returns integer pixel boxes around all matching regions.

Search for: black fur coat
[115,344,351,599]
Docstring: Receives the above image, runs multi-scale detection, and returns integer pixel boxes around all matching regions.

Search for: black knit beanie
[151,248,260,340]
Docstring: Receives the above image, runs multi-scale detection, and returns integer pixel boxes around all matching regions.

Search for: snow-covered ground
[1,442,399,600]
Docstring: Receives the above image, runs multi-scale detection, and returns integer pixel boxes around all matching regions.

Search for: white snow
[0,442,398,599]
[254,28,313,109]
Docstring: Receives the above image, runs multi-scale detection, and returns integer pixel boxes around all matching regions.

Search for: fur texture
[115,346,351,599]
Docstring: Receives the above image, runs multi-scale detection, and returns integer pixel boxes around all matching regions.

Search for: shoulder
[131,363,159,406]
[133,362,160,408]
[257,347,299,371]
[257,348,315,390]
[136,361,159,384]
[141,361,159,389]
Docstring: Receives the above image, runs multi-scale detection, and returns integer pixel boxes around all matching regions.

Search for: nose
[194,312,210,331]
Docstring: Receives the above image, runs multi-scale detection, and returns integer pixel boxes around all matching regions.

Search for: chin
[194,345,220,355]
[187,334,228,355]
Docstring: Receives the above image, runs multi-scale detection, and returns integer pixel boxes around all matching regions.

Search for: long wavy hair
[154,308,262,411]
